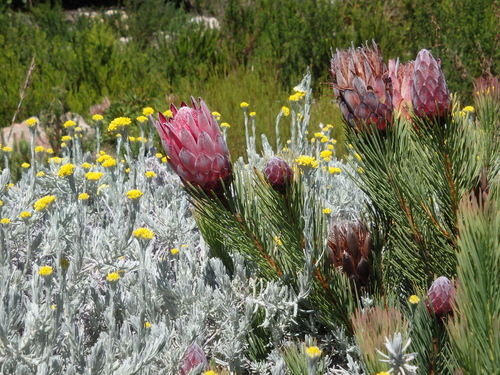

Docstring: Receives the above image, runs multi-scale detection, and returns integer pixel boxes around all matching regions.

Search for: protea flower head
[425,276,455,317]
[154,97,232,197]
[411,49,450,120]
[331,40,393,132]
[264,156,293,193]
[388,58,414,119]
[180,342,208,375]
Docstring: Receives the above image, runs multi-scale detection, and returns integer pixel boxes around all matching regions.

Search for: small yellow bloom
[320,136,328,143]
[96,154,111,163]
[144,321,151,328]
[101,158,116,168]
[51,304,56,310]
[60,142,67,148]
[106,272,120,282]
[295,155,319,168]
[58,163,75,178]
[2,146,12,153]
[155,153,163,158]
[145,171,156,178]
[20,211,32,219]
[274,236,283,246]
[281,106,290,116]
[108,117,131,132]
[137,115,148,123]
[161,157,168,163]
[125,168,130,173]
[211,111,221,119]
[376,372,391,375]
[355,153,362,161]
[171,248,179,255]
[0,200,3,206]
[78,193,89,200]
[240,102,249,108]
[36,171,46,177]
[61,135,72,142]
[126,189,143,200]
[329,167,342,174]
[204,371,218,375]
[128,136,135,142]
[409,295,420,304]
[35,146,45,153]
[0,218,10,224]
[164,109,173,118]
[63,120,76,128]
[249,111,256,117]
[462,106,474,113]
[47,148,54,154]
[26,118,38,127]
[48,156,63,164]
[39,265,53,277]
[327,144,334,150]
[85,171,104,181]
[82,162,91,169]
[34,195,56,211]
[21,163,30,169]
[289,94,300,102]
[323,208,332,214]
[314,132,323,138]
[220,122,230,128]
[143,107,154,116]
[306,346,321,358]
[320,150,333,161]
[133,227,154,240]
[181,244,188,248]
[92,114,104,121]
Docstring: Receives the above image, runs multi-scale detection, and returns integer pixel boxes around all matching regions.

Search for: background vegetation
[1,0,498,160]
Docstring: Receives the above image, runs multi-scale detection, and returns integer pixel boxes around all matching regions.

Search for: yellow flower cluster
[106,272,120,282]
[34,195,56,211]
[133,227,154,240]
[143,107,154,116]
[21,163,30,169]
[58,163,75,178]
[35,146,45,153]
[107,117,132,132]
[3,146,12,153]
[306,346,321,358]
[295,155,319,168]
[409,295,420,304]
[61,135,72,142]
[137,115,148,123]
[92,114,104,121]
[102,158,116,168]
[323,208,332,214]
[39,265,53,277]
[48,156,64,164]
[145,171,157,178]
[1,218,10,224]
[171,248,179,255]
[20,211,32,219]
[26,118,38,127]
[82,162,92,169]
[220,122,230,128]
[126,189,143,200]
[63,120,76,128]
[329,167,342,174]
[78,193,89,200]
[163,109,173,118]
[281,106,290,116]
[85,172,104,181]
[320,150,333,161]
[240,102,249,108]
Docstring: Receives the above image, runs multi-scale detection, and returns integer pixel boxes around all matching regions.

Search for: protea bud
[411,49,450,120]
[180,343,208,375]
[264,156,293,193]
[153,97,232,197]
[388,58,414,119]
[331,41,393,132]
[425,276,455,317]
[327,220,373,292]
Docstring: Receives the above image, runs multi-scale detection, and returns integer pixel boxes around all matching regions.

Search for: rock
[2,119,51,150]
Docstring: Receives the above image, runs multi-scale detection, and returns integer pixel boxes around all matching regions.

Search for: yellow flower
[48,157,63,164]
[137,115,148,123]
[323,208,332,214]
[20,211,32,219]
[58,163,75,178]
[155,153,163,158]
[26,118,38,127]
[204,371,218,375]
[376,372,391,375]
[144,321,151,328]
[39,265,53,277]
[36,171,45,177]
[240,102,249,108]
[320,150,333,161]
[327,144,334,150]
[320,136,328,143]
[102,158,116,168]
[220,122,230,128]
[21,163,30,169]
[274,236,283,246]
[164,109,173,118]
[35,146,45,153]
[61,135,72,142]
[145,171,156,178]
[0,218,10,225]
[47,148,54,154]
[355,153,362,161]
[249,111,256,117]
[129,136,136,142]
[462,106,474,113]
[409,295,420,304]
[134,227,154,240]
[143,107,154,116]
[82,162,91,169]
[108,117,131,132]
[329,167,342,174]
[306,346,321,358]
[181,244,188,248]
[3,146,12,153]
[161,157,168,163]
[281,106,290,116]
[63,120,76,128]
[85,171,104,181]
[0,200,3,206]
[171,248,179,255]
[92,114,104,121]
[211,111,221,120]
[295,155,319,168]
[61,142,67,148]
[125,168,130,173]
[34,195,56,211]
[289,94,300,102]
[137,136,146,143]
[78,193,89,200]
[126,189,143,200]
[314,132,324,138]
[96,154,111,163]
[106,272,120,282]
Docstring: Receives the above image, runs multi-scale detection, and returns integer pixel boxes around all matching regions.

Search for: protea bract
[388,58,414,119]
[264,156,293,194]
[331,41,393,132]
[411,49,450,120]
[154,97,232,196]
[425,276,455,317]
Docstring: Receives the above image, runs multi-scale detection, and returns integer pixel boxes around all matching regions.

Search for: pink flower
[426,276,455,317]
[264,156,293,194]
[388,58,414,120]
[180,343,208,375]
[154,97,232,196]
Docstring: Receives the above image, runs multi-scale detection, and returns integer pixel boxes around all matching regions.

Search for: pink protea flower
[411,49,450,120]
[180,343,208,375]
[331,41,393,132]
[425,276,455,317]
[154,97,232,196]
[264,156,293,194]
[388,58,414,119]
